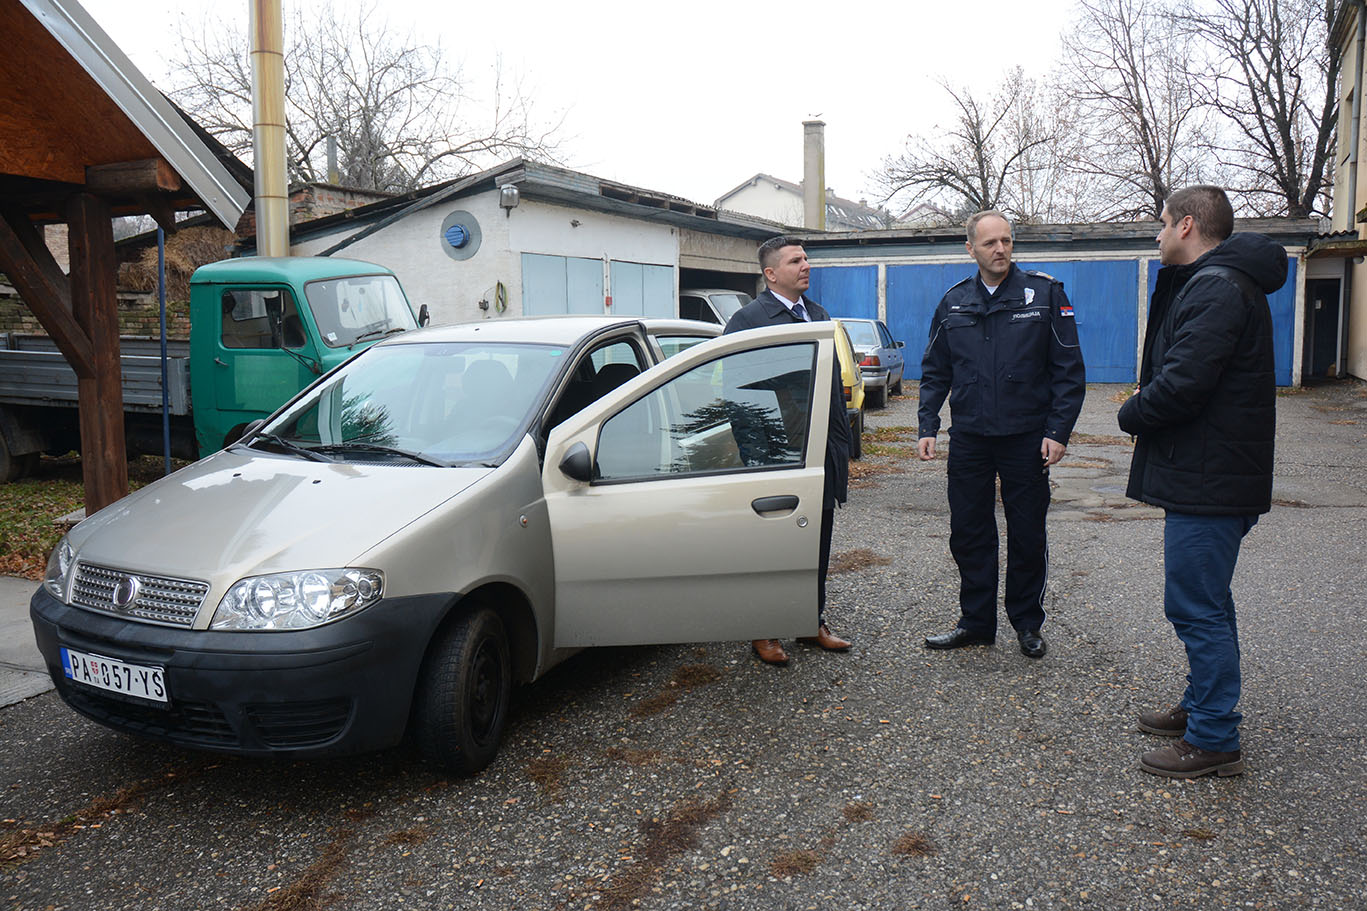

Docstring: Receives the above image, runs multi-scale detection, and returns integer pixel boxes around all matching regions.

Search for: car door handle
[751,495,799,515]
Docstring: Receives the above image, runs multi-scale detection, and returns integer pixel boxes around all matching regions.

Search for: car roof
[681,288,750,296]
[382,315,647,347]
[643,318,723,336]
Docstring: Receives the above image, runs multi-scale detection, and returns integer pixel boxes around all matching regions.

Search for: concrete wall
[1333,5,1367,379]
[719,181,805,226]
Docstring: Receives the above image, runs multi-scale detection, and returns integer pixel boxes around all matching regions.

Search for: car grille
[246,700,353,748]
[61,683,237,747]
[71,562,208,628]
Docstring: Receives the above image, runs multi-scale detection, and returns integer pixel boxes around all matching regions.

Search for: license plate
[60,648,167,704]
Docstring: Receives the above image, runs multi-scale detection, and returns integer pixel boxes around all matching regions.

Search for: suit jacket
[723,289,851,505]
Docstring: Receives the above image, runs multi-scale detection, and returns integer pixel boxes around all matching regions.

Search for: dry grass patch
[843,801,875,822]
[630,663,724,718]
[525,754,571,796]
[892,831,936,857]
[597,793,731,911]
[769,849,820,877]
[382,825,431,847]
[865,425,918,443]
[605,746,663,766]
[830,548,893,575]
[1108,388,1134,404]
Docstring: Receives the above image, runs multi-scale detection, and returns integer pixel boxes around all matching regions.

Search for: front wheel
[413,607,512,775]
[849,412,863,460]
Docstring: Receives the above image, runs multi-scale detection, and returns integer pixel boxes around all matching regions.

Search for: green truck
[0,257,423,481]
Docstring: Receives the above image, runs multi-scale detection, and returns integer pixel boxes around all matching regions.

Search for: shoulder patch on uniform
[1026,269,1060,282]
[1058,303,1075,317]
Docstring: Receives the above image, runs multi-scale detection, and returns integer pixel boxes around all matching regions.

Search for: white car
[33,317,836,774]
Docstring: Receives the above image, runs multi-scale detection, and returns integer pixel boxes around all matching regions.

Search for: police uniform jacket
[1117,233,1286,515]
[917,264,1085,442]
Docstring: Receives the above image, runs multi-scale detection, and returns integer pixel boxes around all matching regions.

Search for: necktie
[792,301,808,322]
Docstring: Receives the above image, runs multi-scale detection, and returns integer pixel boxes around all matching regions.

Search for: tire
[870,384,887,410]
[891,374,903,397]
[850,412,863,460]
[413,607,512,775]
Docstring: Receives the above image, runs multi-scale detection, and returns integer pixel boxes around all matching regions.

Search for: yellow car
[833,320,866,460]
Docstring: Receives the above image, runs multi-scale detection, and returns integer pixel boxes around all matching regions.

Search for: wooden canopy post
[64,192,127,513]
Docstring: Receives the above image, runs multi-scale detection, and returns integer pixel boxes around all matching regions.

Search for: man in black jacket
[724,235,853,665]
[1118,185,1287,779]
[918,211,1086,659]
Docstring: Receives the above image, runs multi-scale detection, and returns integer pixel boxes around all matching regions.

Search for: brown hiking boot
[1138,704,1189,737]
[1139,738,1244,779]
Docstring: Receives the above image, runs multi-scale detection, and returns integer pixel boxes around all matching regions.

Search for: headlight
[210,568,384,630]
[44,537,75,601]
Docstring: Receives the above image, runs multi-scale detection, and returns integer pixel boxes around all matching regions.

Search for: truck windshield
[261,341,565,464]
[304,275,418,348]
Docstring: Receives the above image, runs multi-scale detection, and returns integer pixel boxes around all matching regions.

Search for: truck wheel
[850,412,863,460]
[414,606,511,775]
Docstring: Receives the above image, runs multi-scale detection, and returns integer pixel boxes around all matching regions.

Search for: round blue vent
[444,224,470,248]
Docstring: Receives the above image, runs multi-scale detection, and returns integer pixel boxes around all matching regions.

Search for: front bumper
[30,586,453,758]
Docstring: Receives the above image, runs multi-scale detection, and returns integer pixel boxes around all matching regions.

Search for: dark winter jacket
[1117,233,1287,515]
[917,264,1086,442]
[724,290,851,506]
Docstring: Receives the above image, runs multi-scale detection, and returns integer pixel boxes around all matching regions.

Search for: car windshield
[709,293,750,321]
[840,320,879,347]
[258,341,566,464]
[304,274,418,348]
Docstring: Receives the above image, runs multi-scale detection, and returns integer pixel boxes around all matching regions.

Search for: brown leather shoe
[799,624,851,651]
[751,639,790,665]
[1138,704,1189,736]
[1139,738,1244,779]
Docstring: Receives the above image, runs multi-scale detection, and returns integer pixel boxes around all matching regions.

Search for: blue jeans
[1164,511,1257,752]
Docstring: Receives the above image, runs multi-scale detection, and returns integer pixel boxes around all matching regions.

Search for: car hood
[68,448,493,589]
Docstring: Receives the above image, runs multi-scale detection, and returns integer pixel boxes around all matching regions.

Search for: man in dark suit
[723,235,853,665]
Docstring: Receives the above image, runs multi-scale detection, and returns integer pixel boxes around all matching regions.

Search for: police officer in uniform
[917,211,1085,658]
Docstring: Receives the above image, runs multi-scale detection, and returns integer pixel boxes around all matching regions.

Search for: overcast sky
[79,0,1079,209]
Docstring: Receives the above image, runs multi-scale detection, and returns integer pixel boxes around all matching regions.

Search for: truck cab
[189,257,420,454]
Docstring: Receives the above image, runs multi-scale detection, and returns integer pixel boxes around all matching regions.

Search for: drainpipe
[803,120,826,231]
[250,0,289,257]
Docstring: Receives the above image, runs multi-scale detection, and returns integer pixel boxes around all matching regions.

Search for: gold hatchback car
[834,320,867,460]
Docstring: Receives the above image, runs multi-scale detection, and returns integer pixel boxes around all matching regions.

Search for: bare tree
[1058,0,1213,219]
[876,68,1060,221]
[1178,0,1339,217]
[169,1,563,193]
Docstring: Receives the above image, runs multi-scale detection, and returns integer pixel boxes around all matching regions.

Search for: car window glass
[221,288,305,349]
[709,293,750,322]
[655,335,710,359]
[877,322,894,347]
[304,275,417,348]
[841,320,879,347]
[266,341,564,462]
[595,342,815,482]
[546,339,648,432]
[679,296,716,324]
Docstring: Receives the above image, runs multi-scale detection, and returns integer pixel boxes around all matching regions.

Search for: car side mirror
[896,340,905,348]
[558,441,594,482]
[418,303,430,327]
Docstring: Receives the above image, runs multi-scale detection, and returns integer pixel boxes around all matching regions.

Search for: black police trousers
[946,429,1050,636]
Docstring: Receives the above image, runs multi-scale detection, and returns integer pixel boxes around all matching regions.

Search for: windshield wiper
[349,326,408,349]
[249,433,334,462]
[310,441,450,467]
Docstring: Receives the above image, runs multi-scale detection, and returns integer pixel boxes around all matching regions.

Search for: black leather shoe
[1017,628,1046,659]
[924,627,994,650]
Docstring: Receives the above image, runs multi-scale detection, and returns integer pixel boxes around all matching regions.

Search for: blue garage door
[1145,257,1296,386]
[523,253,604,315]
[1017,260,1137,384]
[808,265,877,319]
[887,260,1139,383]
[610,261,674,318]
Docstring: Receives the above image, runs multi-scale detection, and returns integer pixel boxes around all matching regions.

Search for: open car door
[543,322,836,647]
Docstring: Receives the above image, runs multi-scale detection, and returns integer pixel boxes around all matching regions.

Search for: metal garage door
[808,266,877,319]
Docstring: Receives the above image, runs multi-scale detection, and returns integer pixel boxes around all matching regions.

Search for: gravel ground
[2,380,1365,911]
